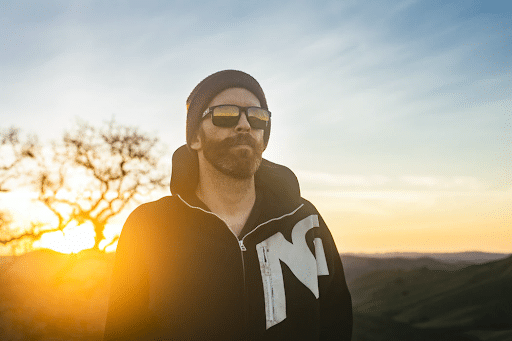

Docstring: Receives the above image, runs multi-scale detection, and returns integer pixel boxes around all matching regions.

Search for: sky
[1,0,511,254]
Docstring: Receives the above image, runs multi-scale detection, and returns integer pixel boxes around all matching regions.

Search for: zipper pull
[239,240,247,251]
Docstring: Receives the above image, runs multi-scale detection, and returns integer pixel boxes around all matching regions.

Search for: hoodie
[103,146,352,340]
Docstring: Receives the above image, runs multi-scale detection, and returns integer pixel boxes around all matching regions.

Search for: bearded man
[103,70,353,340]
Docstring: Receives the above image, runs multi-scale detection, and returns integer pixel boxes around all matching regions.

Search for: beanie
[186,70,270,147]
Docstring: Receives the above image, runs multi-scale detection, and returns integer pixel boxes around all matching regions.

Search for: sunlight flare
[35,221,95,254]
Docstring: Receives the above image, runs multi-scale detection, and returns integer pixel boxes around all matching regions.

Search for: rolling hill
[0,249,115,340]
[341,254,471,284]
[348,255,512,340]
[342,252,510,264]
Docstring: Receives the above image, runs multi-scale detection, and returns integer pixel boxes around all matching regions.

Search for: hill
[342,251,510,264]
[0,249,115,340]
[349,255,512,340]
[341,254,470,284]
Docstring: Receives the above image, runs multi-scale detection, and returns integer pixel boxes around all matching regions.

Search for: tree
[37,119,169,250]
[0,119,169,252]
[0,128,39,253]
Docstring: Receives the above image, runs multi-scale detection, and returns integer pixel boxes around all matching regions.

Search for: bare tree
[34,119,169,251]
[0,120,169,252]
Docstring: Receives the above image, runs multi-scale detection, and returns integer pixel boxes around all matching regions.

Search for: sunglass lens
[212,106,240,127]
[247,108,270,129]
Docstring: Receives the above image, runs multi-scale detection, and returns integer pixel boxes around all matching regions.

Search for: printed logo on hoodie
[256,214,329,329]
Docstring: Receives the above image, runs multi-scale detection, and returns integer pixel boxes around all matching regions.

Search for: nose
[235,111,251,132]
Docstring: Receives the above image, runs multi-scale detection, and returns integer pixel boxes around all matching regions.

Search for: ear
[189,129,202,151]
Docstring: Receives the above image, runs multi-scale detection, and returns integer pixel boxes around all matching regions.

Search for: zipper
[239,239,247,251]
[240,241,248,337]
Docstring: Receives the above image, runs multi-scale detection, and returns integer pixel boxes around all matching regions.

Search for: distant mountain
[339,251,512,286]
[341,255,471,285]
[343,251,510,264]
[349,255,512,339]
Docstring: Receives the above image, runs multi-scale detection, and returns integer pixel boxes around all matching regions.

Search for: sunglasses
[201,105,271,130]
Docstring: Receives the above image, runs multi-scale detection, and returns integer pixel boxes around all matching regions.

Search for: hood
[170,145,301,201]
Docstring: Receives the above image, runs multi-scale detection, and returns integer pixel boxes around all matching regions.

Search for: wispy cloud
[296,170,486,191]
[399,175,484,190]
[296,170,391,187]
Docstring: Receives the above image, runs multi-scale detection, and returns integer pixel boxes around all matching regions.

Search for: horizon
[2,246,511,258]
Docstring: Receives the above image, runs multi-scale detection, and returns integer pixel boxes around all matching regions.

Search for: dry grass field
[0,249,115,340]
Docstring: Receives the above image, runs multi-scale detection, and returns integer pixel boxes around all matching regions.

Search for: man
[103,70,352,340]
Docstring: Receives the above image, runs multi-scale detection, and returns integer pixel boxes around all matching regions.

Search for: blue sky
[1,0,511,252]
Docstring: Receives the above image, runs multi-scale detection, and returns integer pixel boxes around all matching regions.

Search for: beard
[199,129,264,179]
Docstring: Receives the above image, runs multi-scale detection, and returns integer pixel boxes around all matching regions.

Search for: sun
[34,221,95,254]
[34,221,121,254]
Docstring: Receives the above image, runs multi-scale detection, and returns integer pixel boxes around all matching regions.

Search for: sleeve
[103,206,154,341]
[316,213,353,341]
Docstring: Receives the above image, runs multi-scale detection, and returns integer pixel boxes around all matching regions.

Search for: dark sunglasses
[201,105,271,130]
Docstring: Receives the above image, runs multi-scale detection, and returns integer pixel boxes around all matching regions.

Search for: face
[190,87,266,179]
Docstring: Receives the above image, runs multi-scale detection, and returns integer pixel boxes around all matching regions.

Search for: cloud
[296,170,391,187]
[400,175,484,190]
[297,170,486,191]
[301,188,432,216]
[304,189,425,202]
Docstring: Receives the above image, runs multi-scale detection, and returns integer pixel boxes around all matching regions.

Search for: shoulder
[119,196,186,246]
[297,197,320,215]
[296,197,333,233]
[129,195,179,215]
[123,196,182,231]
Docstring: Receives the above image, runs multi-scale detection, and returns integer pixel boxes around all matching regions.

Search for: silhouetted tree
[35,119,169,250]
[0,120,169,252]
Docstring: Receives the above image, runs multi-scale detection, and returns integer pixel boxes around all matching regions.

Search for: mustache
[221,133,257,149]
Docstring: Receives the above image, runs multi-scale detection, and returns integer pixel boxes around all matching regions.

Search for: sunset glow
[34,222,121,254]
[35,222,95,254]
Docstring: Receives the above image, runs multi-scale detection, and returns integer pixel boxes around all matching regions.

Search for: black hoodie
[103,146,352,340]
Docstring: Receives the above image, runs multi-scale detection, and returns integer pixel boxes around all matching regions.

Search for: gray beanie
[186,70,270,147]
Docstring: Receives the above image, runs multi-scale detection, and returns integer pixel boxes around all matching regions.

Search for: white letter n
[256,215,329,329]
